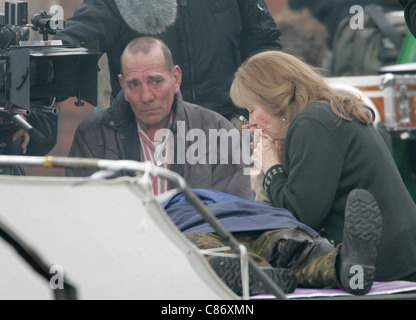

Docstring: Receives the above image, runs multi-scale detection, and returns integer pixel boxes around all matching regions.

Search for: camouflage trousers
[186,227,342,289]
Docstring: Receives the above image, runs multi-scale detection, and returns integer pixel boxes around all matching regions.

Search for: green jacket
[265,102,416,281]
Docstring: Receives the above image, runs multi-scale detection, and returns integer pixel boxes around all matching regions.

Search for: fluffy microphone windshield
[114,0,178,35]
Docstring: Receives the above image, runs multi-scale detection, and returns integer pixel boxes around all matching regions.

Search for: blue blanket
[162,189,318,237]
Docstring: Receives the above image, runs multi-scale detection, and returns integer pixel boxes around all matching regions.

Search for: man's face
[119,46,181,134]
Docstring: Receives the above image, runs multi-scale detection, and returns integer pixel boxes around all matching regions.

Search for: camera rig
[0,1,99,155]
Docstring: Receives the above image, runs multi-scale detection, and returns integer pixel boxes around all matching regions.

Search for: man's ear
[172,65,182,94]
[118,74,124,91]
[118,74,128,101]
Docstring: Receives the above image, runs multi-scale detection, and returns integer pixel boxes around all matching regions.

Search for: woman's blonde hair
[230,51,374,140]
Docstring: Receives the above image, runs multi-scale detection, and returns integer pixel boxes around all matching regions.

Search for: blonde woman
[230,51,416,287]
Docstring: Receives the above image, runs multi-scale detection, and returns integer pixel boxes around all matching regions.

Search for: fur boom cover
[114,0,177,35]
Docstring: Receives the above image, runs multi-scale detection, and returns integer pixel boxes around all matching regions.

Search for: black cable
[0,218,77,300]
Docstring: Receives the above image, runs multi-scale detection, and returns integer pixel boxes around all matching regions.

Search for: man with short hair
[54,0,282,121]
[66,37,251,200]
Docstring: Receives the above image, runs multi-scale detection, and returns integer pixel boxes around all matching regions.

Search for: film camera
[0,1,99,156]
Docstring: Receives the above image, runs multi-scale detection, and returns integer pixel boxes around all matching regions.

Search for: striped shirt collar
[136,112,174,195]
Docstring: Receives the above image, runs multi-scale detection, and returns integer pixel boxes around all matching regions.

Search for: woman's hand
[252,131,281,173]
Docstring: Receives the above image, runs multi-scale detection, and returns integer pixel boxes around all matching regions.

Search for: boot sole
[340,189,382,295]
[209,256,297,296]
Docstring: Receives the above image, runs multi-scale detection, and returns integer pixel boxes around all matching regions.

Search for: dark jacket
[264,102,416,281]
[26,112,58,156]
[66,91,252,200]
[54,0,282,119]
[400,0,416,38]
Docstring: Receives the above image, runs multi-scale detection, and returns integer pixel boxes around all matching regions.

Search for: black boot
[208,256,297,296]
[338,189,382,295]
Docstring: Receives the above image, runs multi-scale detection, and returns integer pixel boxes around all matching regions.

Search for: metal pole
[0,155,287,299]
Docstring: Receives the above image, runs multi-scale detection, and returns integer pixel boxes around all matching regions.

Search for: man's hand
[12,128,30,155]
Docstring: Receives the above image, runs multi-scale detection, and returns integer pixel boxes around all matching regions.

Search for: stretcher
[0,155,284,300]
[0,156,415,300]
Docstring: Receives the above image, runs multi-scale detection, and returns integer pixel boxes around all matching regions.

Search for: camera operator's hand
[12,124,30,155]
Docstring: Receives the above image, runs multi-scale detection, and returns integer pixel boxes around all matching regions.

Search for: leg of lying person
[185,231,271,266]
[255,190,382,295]
[185,231,297,296]
[253,228,340,289]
